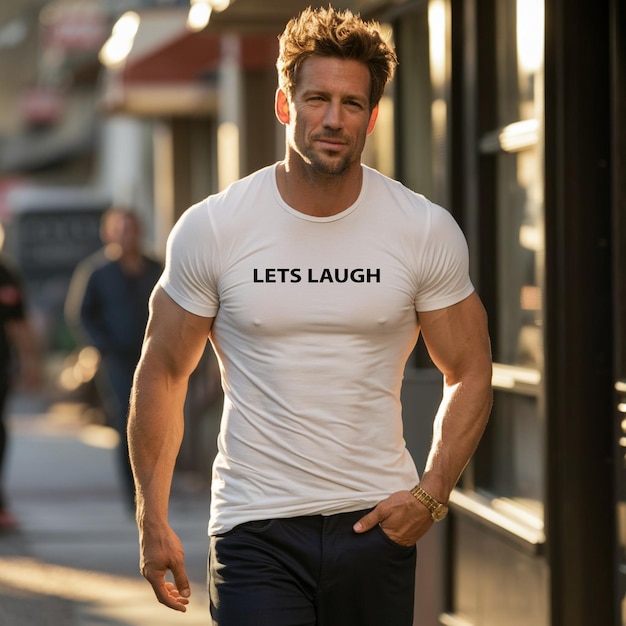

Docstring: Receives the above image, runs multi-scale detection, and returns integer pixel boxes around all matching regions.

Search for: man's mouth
[315,137,346,149]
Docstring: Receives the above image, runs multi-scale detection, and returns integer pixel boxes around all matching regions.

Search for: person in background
[65,208,128,345]
[73,209,162,510]
[0,223,41,530]
[65,209,132,427]
[128,6,493,624]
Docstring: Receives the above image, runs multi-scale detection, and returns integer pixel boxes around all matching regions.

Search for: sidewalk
[0,392,212,625]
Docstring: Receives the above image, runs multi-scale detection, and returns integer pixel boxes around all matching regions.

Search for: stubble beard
[307,151,352,177]
[294,131,356,178]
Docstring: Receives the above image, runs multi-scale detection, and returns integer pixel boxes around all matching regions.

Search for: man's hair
[277,6,398,109]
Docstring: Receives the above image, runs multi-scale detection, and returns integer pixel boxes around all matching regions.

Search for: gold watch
[410,485,449,522]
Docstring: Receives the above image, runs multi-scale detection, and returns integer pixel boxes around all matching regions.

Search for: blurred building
[0,1,624,625]
[0,0,113,350]
[0,0,106,183]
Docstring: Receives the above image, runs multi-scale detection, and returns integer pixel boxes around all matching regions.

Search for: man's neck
[276,159,363,218]
[118,250,144,275]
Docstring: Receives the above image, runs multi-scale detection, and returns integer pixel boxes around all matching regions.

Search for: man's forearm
[128,360,189,525]
[420,371,492,500]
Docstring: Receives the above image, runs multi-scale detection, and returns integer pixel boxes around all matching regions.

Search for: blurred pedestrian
[71,209,162,510]
[0,223,41,530]
[65,209,130,425]
[65,208,128,345]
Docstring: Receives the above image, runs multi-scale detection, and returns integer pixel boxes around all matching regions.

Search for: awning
[99,8,279,117]
[206,0,346,29]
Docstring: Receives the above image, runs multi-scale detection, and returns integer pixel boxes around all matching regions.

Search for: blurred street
[0,391,212,626]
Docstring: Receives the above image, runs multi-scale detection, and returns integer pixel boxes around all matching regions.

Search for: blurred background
[0,0,623,625]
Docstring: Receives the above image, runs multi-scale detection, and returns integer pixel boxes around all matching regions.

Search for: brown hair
[277,6,398,109]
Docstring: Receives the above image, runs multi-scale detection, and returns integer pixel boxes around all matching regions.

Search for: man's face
[280,55,377,177]
[119,215,141,253]
[109,214,140,253]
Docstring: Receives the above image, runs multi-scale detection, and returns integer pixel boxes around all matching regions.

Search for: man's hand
[139,524,191,612]
[352,490,433,547]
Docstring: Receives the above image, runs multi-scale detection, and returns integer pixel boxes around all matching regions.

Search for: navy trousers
[209,508,416,626]
[100,354,136,509]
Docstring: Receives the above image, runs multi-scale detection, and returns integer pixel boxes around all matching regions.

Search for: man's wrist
[410,484,449,522]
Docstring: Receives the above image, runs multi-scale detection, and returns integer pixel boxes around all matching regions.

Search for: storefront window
[467,0,546,529]
[492,0,544,371]
[394,9,436,200]
[362,22,396,178]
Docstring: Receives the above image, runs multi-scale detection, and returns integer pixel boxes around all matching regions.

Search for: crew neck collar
[271,163,367,222]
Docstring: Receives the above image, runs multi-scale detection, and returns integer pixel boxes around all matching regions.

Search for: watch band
[410,484,449,522]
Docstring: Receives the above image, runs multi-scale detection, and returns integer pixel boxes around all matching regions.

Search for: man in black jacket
[0,223,40,530]
[71,209,162,509]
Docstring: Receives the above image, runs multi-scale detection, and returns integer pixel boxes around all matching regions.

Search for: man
[0,223,41,530]
[128,6,492,625]
[65,208,127,345]
[65,208,135,428]
[76,209,162,509]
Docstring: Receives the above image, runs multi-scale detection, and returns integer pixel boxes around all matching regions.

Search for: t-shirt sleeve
[414,201,475,312]
[159,201,220,318]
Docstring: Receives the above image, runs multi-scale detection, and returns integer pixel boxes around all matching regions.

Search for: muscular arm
[354,291,492,544]
[128,286,213,611]
[417,291,492,501]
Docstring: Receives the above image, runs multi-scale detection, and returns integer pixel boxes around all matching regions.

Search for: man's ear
[275,89,290,124]
[366,105,379,135]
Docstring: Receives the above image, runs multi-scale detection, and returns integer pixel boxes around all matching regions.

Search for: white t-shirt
[160,163,474,534]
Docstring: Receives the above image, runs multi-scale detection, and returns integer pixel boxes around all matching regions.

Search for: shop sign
[40,0,109,52]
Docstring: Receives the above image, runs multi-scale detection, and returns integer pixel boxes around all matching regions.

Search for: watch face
[432,505,448,522]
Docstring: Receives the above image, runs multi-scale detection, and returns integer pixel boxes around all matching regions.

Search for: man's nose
[323,101,344,129]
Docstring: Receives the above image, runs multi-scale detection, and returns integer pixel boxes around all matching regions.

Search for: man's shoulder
[78,248,109,271]
[178,164,275,223]
[362,166,438,226]
[363,165,429,206]
[87,256,119,280]
[183,164,278,232]
[217,163,274,197]
[142,254,164,272]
